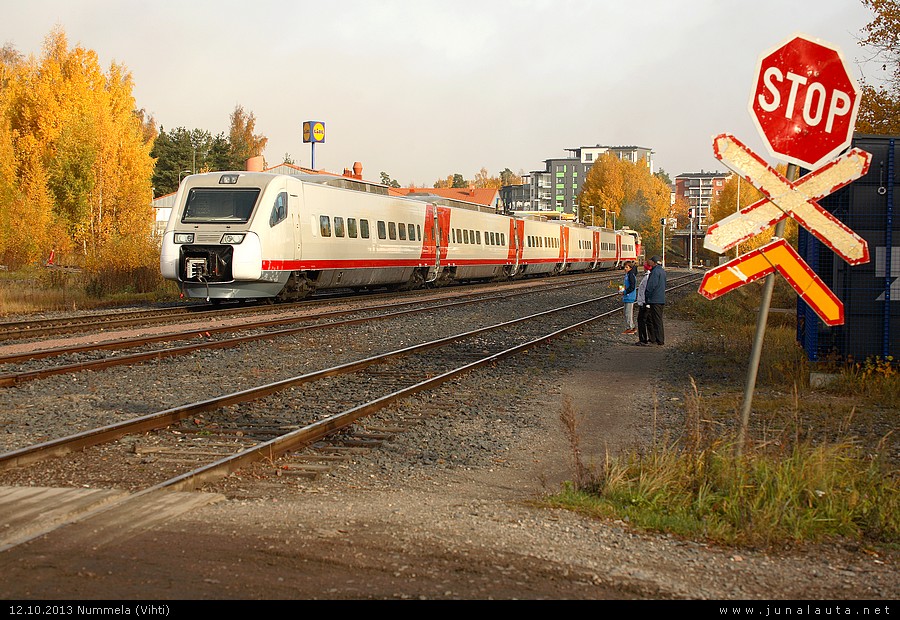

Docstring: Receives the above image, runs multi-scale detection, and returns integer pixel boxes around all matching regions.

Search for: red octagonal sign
[749,33,860,170]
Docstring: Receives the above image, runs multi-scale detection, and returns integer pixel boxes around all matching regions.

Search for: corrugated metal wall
[797,134,898,363]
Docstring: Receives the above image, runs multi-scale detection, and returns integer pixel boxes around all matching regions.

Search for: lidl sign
[303,121,326,144]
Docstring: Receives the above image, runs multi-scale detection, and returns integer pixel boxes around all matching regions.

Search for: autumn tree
[228,105,268,169]
[500,168,524,187]
[0,28,155,277]
[434,167,523,189]
[473,167,497,189]
[856,0,900,133]
[151,113,265,196]
[434,173,467,188]
[472,167,525,189]
[856,85,900,133]
[578,154,671,257]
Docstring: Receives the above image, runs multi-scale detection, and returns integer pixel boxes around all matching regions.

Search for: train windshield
[181,188,261,224]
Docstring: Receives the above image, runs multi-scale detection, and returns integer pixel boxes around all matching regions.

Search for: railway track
[0,272,622,385]
[0,273,703,552]
[0,272,611,343]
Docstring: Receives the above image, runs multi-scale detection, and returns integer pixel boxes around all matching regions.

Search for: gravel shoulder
[0,314,896,601]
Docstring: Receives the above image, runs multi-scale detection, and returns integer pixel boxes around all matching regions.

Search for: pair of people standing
[631,255,666,346]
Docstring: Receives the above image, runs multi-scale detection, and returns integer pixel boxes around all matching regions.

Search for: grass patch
[548,278,899,549]
[0,265,181,314]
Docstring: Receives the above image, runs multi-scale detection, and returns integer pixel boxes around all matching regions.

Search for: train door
[507,219,524,276]
[591,230,600,270]
[290,193,301,257]
[559,226,569,272]
[615,233,622,267]
[422,203,450,283]
[264,183,294,261]
[423,203,440,282]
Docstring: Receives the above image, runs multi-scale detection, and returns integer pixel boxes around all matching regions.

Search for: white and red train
[160,171,642,301]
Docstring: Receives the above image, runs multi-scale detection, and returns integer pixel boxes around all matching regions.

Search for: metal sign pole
[661,218,666,267]
[735,163,798,458]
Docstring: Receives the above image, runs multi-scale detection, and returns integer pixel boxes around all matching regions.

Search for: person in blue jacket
[620,261,637,334]
[644,255,667,345]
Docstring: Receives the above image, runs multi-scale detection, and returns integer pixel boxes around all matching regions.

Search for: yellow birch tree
[0,28,155,275]
[579,154,671,256]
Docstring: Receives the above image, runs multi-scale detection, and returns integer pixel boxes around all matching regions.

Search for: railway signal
[699,34,869,456]
[705,134,870,265]
[700,32,868,328]
[699,238,844,325]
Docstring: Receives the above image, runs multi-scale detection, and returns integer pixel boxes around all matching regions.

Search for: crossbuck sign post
[696,33,870,456]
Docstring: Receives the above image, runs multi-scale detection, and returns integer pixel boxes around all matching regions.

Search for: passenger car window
[348,218,358,238]
[377,221,386,239]
[361,220,370,238]
[269,192,288,227]
[320,215,331,237]
[334,216,345,238]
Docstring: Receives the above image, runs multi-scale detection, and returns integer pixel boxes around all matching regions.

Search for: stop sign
[748,33,860,170]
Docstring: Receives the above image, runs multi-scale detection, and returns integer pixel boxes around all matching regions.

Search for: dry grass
[549,278,899,548]
[0,265,180,315]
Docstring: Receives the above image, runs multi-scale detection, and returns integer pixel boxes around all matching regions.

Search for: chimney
[245,156,265,172]
[343,167,352,177]
[353,162,362,179]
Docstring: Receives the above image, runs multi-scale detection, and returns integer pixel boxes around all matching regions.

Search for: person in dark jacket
[633,260,653,345]
[644,255,667,345]
[620,261,637,334]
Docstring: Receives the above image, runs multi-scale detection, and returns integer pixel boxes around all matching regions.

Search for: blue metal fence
[796,134,898,364]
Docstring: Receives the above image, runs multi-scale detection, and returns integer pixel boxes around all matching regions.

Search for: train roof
[401,192,496,214]
[289,173,391,195]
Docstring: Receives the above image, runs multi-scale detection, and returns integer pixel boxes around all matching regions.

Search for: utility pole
[688,208,695,271]
[661,218,667,267]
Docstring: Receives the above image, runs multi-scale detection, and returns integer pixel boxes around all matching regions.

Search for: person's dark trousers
[636,304,650,343]
[647,303,665,345]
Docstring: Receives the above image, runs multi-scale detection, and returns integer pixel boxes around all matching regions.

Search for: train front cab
[160,172,287,301]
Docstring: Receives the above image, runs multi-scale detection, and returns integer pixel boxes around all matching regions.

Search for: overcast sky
[2,0,883,186]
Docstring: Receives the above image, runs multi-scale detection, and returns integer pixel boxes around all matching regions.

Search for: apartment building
[673,170,730,230]
[517,145,654,217]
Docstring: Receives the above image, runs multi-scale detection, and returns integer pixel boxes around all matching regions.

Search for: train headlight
[221,233,245,244]
[219,174,240,184]
[173,233,194,244]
